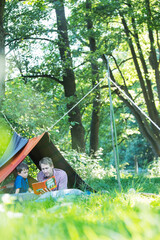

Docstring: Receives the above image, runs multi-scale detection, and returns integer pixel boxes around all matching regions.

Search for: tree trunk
[54,0,85,151]
[120,12,160,135]
[129,2,159,124]
[145,0,160,100]
[108,66,160,156]
[0,0,5,108]
[134,156,138,174]
[86,0,101,155]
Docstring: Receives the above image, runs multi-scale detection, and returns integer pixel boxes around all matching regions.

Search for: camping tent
[0,132,93,192]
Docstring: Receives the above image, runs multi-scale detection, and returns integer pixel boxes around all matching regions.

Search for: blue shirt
[14,175,29,193]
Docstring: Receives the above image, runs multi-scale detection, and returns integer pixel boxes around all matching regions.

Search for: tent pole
[104,55,121,192]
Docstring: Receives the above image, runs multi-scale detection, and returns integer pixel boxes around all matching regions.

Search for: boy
[14,162,32,194]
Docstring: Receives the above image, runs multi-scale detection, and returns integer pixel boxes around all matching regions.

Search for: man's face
[40,163,54,178]
[18,169,29,179]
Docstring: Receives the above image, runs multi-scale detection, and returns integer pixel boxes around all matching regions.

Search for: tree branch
[21,74,64,85]
[5,36,56,47]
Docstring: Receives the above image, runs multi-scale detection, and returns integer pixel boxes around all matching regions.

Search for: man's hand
[39,188,50,194]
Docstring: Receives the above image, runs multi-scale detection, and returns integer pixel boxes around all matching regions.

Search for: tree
[2,0,158,164]
[2,0,86,151]
[85,0,101,155]
[53,0,85,151]
[95,0,160,156]
[69,0,160,158]
[116,0,160,156]
[0,0,5,107]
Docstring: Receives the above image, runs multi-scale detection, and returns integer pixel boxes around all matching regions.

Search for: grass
[1,175,160,239]
[87,174,160,194]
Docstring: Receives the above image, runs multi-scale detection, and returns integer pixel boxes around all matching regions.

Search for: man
[37,157,68,190]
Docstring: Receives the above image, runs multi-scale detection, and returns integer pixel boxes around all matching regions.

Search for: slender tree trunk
[129,3,159,123]
[145,0,160,100]
[125,2,160,144]
[120,12,160,132]
[53,0,85,151]
[134,156,138,174]
[107,64,160,156]
[86,0,101,155]
[0,0,5,108]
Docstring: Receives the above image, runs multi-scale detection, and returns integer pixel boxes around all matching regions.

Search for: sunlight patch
[0,118,12,160]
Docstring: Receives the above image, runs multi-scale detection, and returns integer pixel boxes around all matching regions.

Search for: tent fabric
[0,132,94,192]
[0,132,28,168]
[0,133,45,183]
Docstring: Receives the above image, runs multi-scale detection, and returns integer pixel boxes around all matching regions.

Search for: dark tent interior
[0,132,93,193]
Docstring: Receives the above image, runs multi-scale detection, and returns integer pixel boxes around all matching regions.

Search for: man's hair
[16,162,29,173]
[39,157,54,167]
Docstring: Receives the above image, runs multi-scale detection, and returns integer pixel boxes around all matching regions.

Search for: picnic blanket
[0,189,91,203]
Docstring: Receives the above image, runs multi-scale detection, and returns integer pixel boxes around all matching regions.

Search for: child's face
[18,169,29,178]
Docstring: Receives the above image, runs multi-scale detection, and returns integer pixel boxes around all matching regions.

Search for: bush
[147,158,160,177]
[61,148,107,181]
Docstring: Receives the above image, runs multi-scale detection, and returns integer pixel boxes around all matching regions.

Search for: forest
[0,0,160,239]
[0,0,160,167]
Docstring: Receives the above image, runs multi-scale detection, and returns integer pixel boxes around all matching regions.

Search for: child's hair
[39,157,54,167]
[16,162,29,173]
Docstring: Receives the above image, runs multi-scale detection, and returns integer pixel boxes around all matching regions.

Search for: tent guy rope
[46,77,105,132]
[0,111,16,131]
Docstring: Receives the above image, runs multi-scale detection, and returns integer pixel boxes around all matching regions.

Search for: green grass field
[1,175,160,240]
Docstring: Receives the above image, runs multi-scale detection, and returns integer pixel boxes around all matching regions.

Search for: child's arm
[28,187,33,193]
[15,188,20,194]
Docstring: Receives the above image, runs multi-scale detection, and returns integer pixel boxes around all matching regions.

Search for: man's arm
[58,171,68,190]
[37,171,44,182]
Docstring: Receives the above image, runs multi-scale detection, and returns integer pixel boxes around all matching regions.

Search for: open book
[32,176,57,195]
